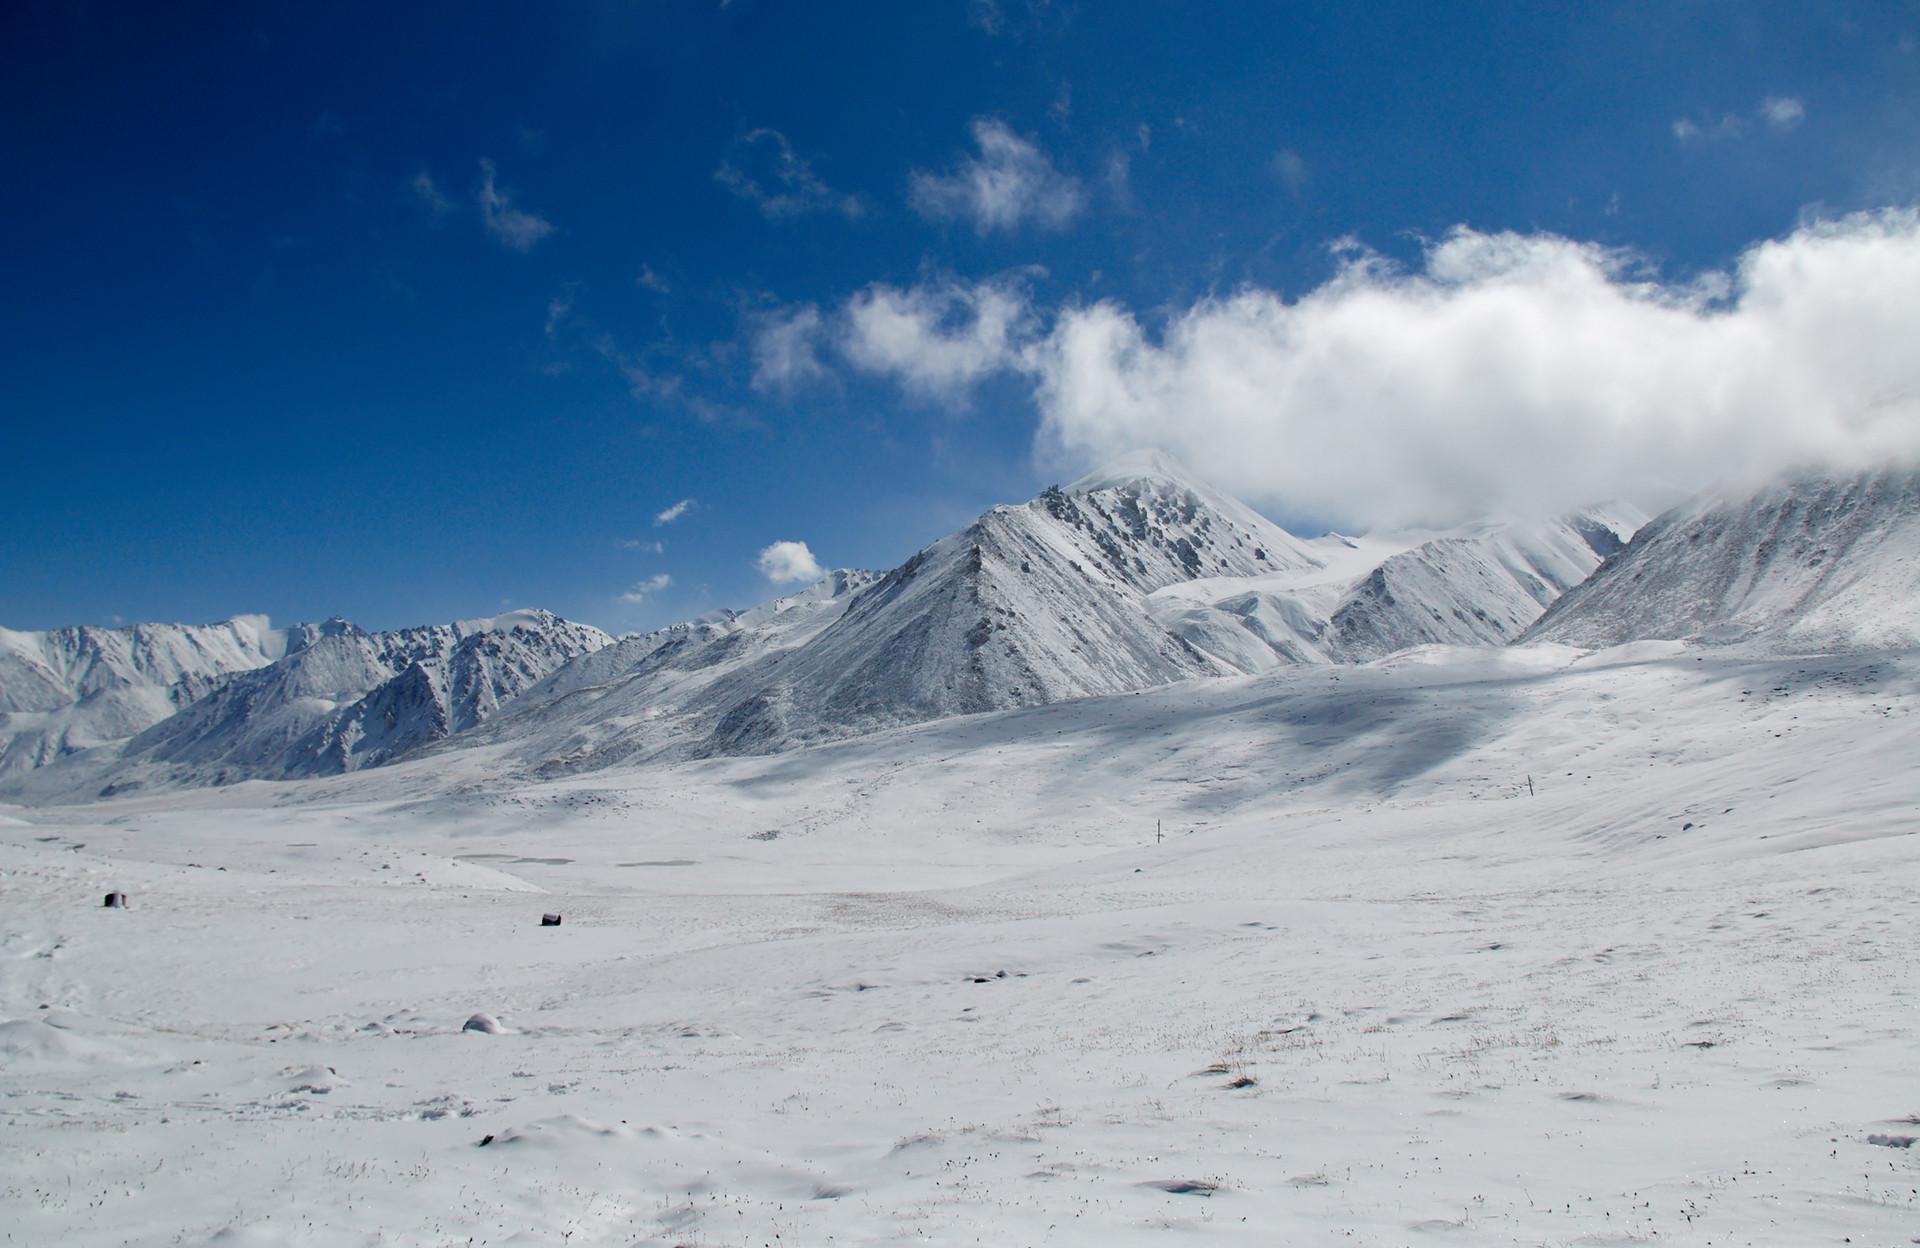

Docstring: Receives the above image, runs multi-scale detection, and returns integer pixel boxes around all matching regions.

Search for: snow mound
[0,1016,123,1069]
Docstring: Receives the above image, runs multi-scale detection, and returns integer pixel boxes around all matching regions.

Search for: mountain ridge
[11,458,1914,802]
[1524,467,1920,651]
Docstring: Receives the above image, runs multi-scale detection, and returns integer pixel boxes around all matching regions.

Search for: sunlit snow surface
[3,640,1916,1244]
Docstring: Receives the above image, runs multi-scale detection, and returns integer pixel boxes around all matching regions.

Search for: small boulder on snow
[284,1065,343,1094]
[462,1013,504,1035]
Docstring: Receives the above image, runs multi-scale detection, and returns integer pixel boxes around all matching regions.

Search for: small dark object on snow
[103,891,127,909]
[478,1133,495,1147]
[541,913,562,927]
[1147,1178,1220,1196]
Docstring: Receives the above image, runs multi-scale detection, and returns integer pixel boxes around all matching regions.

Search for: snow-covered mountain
[1320,505,1646,660]
[1146,504,1646,672]
[458,570,886,775]
[119,609,612,784]
[439,455,1335,772]
[0,616,318,774]
[1,456,1670,795]
[687,453,1325,755]
[473,456,1641,769]
[1525,467,1920,651]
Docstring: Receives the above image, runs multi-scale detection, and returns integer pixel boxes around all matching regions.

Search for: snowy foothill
[2,635,1917,1244]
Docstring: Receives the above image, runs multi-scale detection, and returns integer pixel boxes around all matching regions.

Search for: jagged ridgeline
[17,455,1916,798]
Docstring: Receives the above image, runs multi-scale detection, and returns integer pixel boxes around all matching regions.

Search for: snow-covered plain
[4,639,1916,1245]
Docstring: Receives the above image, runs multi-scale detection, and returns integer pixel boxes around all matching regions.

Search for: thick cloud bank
[1032,209,1920,527]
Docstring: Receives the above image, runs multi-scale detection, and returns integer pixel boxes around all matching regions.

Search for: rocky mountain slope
[1524,467,1920,650]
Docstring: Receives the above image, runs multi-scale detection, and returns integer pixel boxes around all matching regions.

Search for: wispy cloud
[622,538,666,553]
[1273,148,1310,197]
[1672,115,1744,142]
[1760,95,1806,130]
[750,303,830,393]
[716,129,865,221]
[409,171,455,223]
[636,264,672,295]
[966,0,1007,34]
[1674,95,1807,143]
[477,158,555,251]
[543,287,576,340]
[655,498,697,526]
[541,291,753,427]
[757,540,823,584]
[966,0,1065,39]
[619,572,673,604]
[1104,150,1133,207]
[909,118,1083,234]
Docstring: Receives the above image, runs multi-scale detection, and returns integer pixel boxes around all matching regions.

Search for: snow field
[1,643,1916,1244]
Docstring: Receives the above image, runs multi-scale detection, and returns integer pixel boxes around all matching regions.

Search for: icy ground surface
[2,642,1917,1245]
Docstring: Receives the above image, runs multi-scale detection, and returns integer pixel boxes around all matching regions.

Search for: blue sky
[4,2,1918,634]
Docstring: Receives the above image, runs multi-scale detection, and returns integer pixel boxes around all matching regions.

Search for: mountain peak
[1066,449,1205,495]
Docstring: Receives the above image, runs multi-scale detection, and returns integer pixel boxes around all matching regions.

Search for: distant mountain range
[0,611,608,791]
[6,455,1915,802]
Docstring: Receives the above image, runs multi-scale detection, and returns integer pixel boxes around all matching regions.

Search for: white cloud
[622,538,665,553]
[477,158,554,251]
[619,573,673,604]
[636,265,671,294]
[750,303,830,393]
[1027,210,1920,528]
[757,540,823,584]
[1761,95,1806,130]
[655,498,697,526]
[909,118,1083,234]
[840,274,1036,402]
[716,129,864,221]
